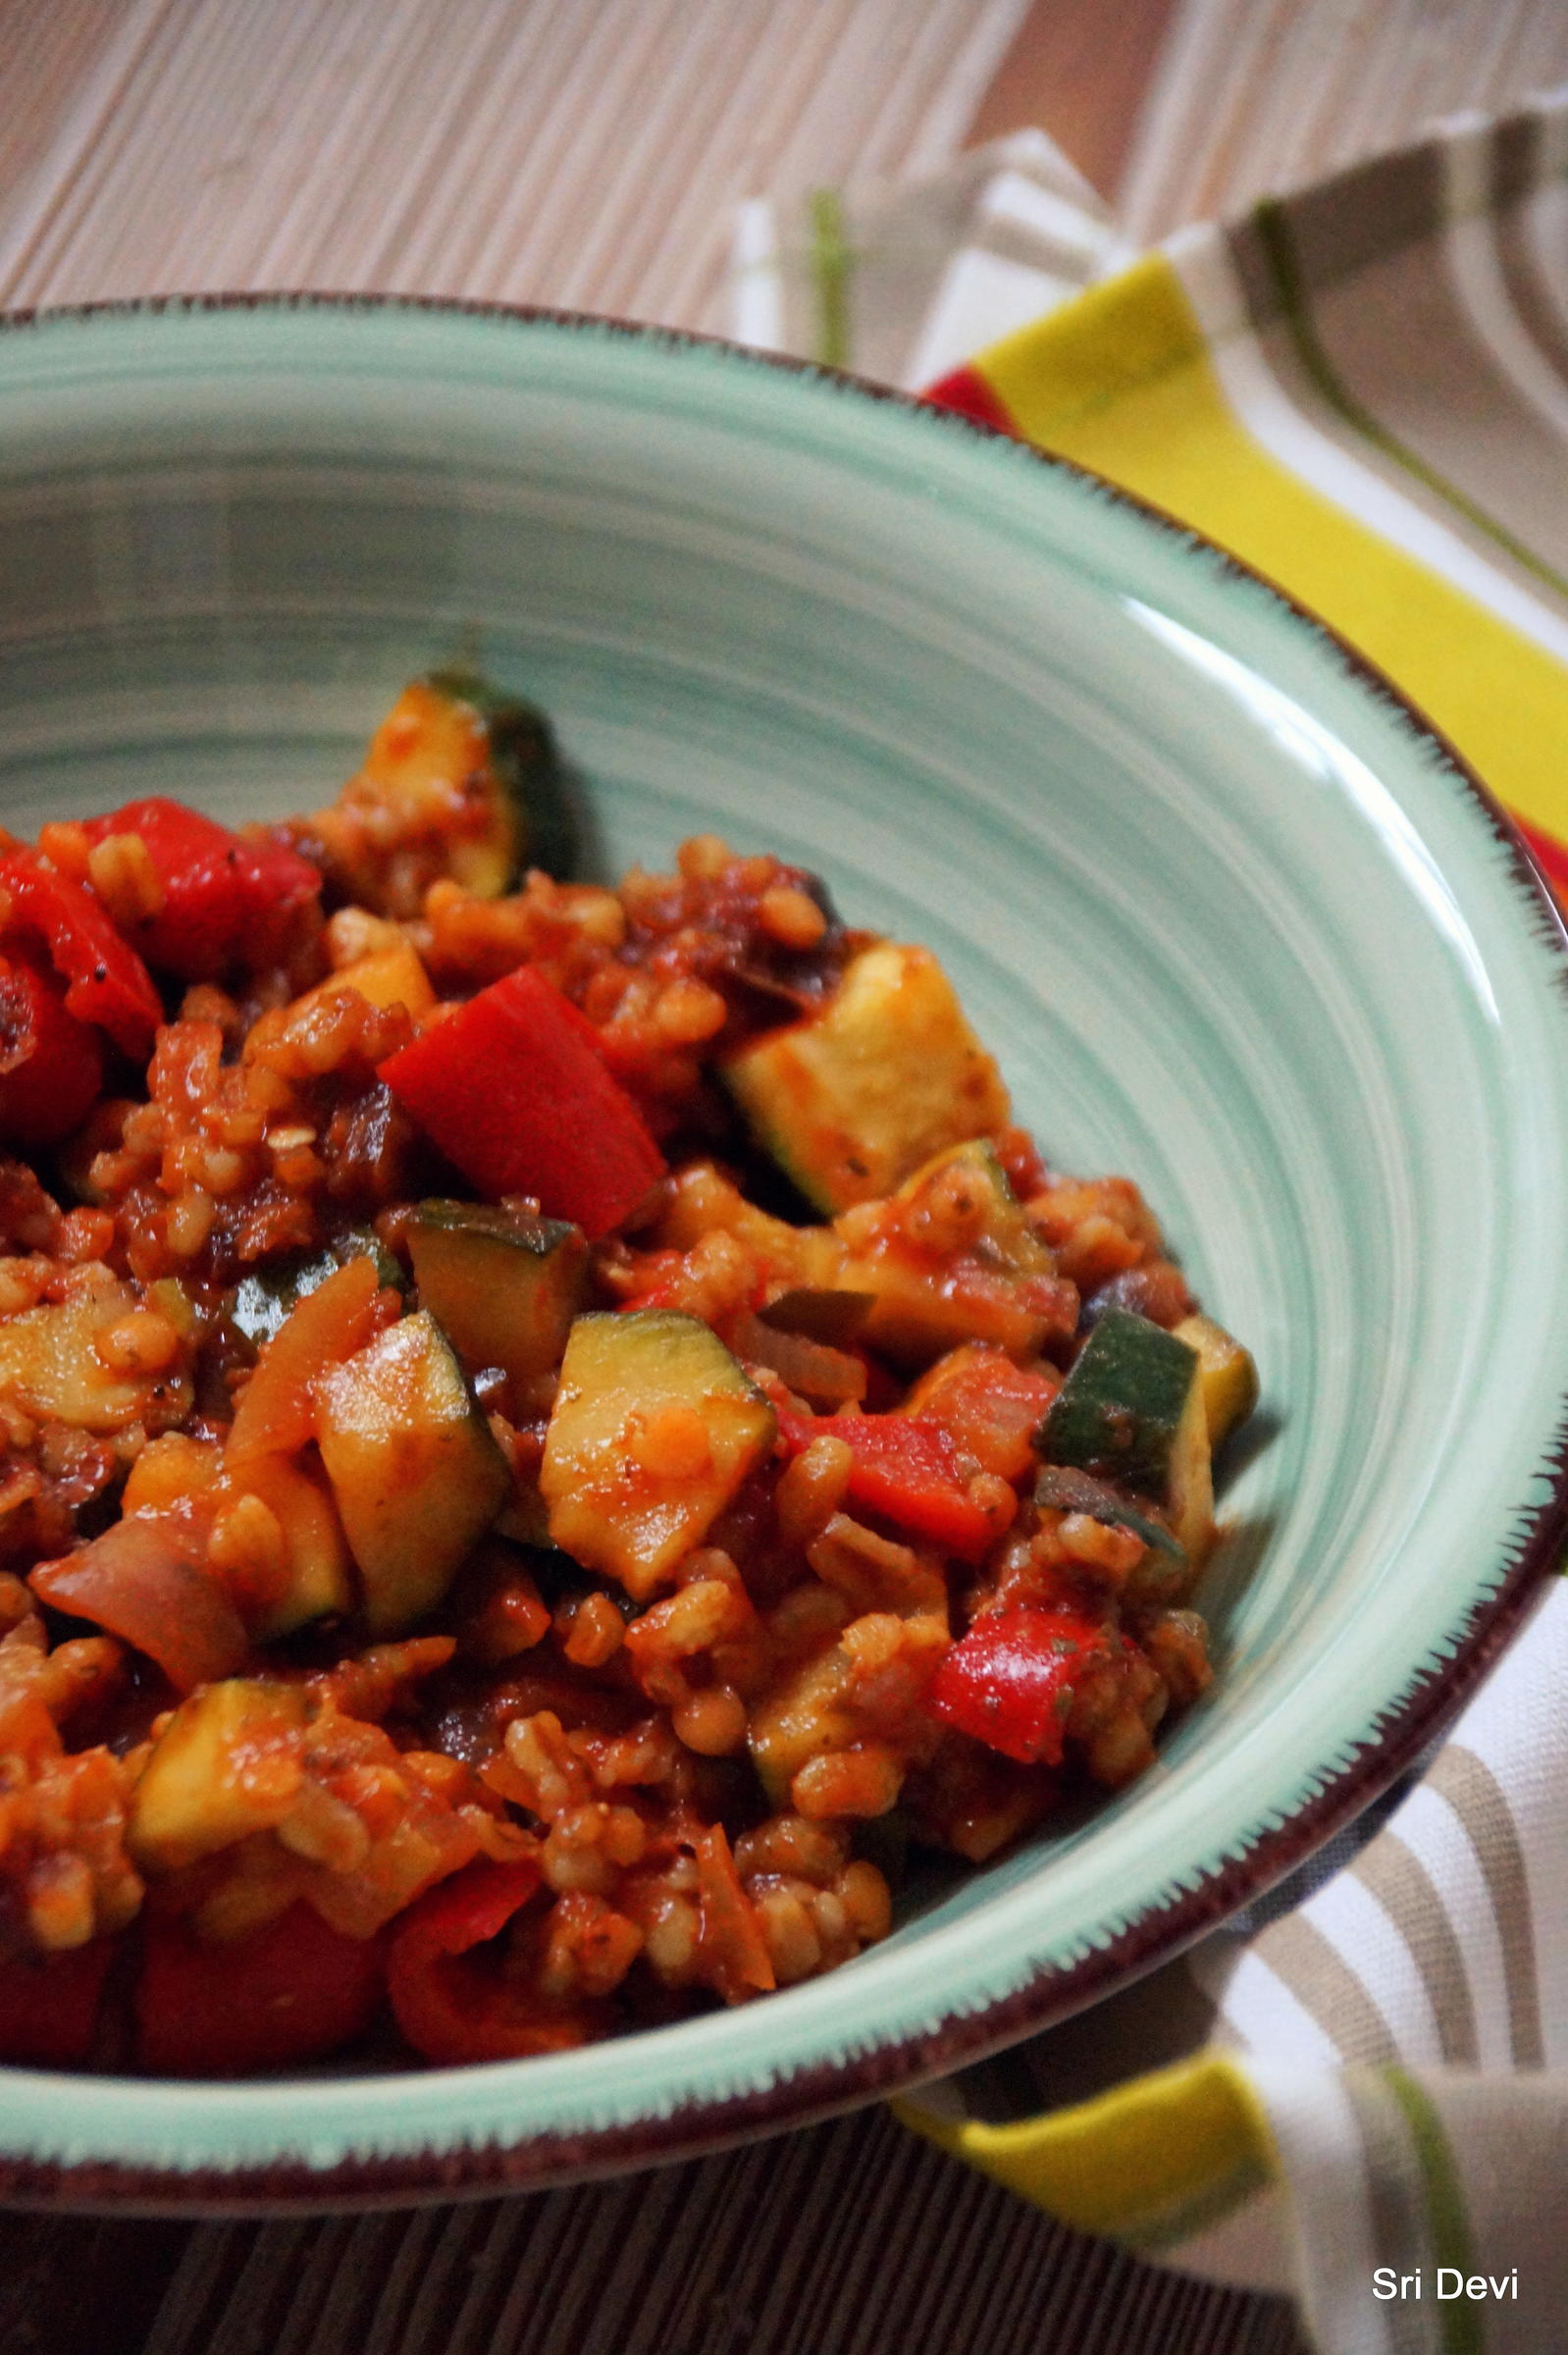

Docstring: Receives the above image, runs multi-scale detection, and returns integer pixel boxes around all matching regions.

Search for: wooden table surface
[5,2,1567,2347]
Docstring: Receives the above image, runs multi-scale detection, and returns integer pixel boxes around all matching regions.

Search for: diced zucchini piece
[426,666,574,888]
[1174,1313,1259,1449]
[1037,1309,1196,1488]
[1167,1404,1215,1561]
[1037,1308,1213,1555]
[327,673,569,912]
[128,1678,308,1872]
[842,1140,1071,1366]
[229,1229,403,1349]
[407,1200,586,1389]
[0,1281,192,1434]
[316,1310,510,1635]
[720,942,1011,1212]
[897,1138,1041,1262]
[231,1453,357,1640]
[540,1311,776,1597]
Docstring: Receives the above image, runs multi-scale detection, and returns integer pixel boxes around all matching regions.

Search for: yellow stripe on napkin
[897,2052,1277,2249]
[970,254,1568,844]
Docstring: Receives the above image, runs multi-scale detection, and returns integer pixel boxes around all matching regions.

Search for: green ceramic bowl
[1,297,1566,2210]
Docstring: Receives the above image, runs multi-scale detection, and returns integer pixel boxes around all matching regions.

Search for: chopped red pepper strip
[134,1903,385,2076]
[925,1604,1116,1765]
[0,1938,115,2068]
[776,1407,995,1561]
[379,965,665,1240]
[81,797,322,981]
[0,848,162,1058]
[387,1857,601,2066]
[0,951,104,1146]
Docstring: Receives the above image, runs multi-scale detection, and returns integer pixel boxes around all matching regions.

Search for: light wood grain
[966,0,1178,196]
[0,0,1035,329]
[1122,0,1568,238]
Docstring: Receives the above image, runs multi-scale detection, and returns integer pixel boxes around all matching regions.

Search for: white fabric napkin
[731,129,1131,390]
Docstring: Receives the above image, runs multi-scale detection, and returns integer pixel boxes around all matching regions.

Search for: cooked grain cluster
[0,673,1250,2075]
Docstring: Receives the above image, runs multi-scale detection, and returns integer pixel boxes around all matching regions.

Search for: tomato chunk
[379,966,664,1239]
[904,1345,1059,1483]
[82,797,321,981]
[925,1604,1116,1765]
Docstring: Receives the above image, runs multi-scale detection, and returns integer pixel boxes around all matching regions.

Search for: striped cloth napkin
[736,92,1568,2355]
[732,129,1132,395]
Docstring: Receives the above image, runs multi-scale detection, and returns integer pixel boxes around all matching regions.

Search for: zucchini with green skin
[406,1200,586,1392]
[364,671,568,899]
[233,1452,358,1640]
[720,940,1012,1213]
[303,671,574,921]
[315,1310,510,1635]
[540,1311,777,1597]
[228,1229,404,1349]
[1036,1307,1214,1556]
[425,666,575,888]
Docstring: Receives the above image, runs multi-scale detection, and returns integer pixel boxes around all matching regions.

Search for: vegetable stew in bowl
[0,670,1254,2076]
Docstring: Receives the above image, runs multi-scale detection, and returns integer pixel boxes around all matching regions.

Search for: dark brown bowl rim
[1,288,1565,2215]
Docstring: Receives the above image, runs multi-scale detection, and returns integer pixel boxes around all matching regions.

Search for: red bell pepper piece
[134,1903,385,2076]
[81,797,322,981]
[379,966,665,1239]
[0,847,162,1059]
[925,1604,1116,1765]
[0,952,104,1146]
[776,1408,995,1561]
[30,1514,249,1695]
[388,1857,599,2066]
[0,1938,115,2067]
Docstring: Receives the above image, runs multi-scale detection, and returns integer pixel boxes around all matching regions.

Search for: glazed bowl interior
[1,299,1566,2202]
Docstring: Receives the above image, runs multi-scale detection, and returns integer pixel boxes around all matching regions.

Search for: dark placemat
[0,2108,1307,2355]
